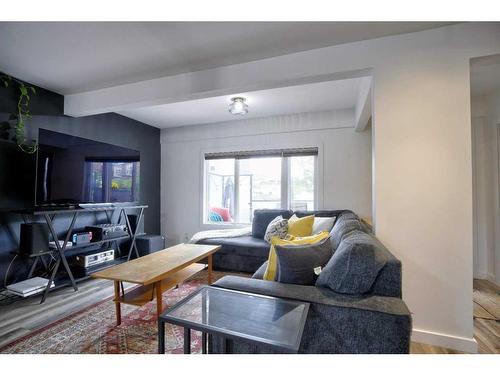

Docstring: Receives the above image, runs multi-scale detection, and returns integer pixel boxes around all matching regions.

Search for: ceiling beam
[64,45,372,117]
[64,67,371,117]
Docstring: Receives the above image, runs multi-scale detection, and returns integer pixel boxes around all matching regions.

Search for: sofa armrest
[211,276,412,353]
[213,276,410,317]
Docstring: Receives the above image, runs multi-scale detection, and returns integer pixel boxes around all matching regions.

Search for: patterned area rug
[0,270,233,354]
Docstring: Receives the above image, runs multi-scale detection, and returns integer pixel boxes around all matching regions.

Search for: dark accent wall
[0,76,161,286]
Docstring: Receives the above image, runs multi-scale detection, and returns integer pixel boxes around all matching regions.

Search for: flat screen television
[35,129,140,206]
[0,139,37,210]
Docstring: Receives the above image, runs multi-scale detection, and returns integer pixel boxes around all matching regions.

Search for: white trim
[471,115,480,277]
[411,328,478,353]
[474,272,500,286]
[496,121,500,287]
[486,273,499,286]
[234,158,240,222]
[199,150,207,230]
[281,156,289,209]
[475,271,488,280]
[316,145,323,209]
[370,79,376,232]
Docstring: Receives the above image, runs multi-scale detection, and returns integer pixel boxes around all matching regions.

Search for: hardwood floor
[0,278,128,348]
[0,276,498,353]
[472,279,500,354]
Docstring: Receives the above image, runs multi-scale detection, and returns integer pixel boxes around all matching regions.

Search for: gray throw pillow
[316,230,387,295]
[264,215,288,243]
[337,211,358,221]
[274,237,333,285]
[329,217,365,250]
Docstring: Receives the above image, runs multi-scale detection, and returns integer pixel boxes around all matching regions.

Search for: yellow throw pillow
[263,231,330,281]
[287,214,315,237]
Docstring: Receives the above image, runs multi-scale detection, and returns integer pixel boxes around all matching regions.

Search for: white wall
[161,109,372,242]
[154,23,500,352]
[472,90,500,286]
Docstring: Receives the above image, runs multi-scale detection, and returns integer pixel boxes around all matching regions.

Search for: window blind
[204,147,318,160]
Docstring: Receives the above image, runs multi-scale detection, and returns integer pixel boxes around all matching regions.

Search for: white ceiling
[118,77,367,128]
[0,22,452,95]
[471,55,500,97]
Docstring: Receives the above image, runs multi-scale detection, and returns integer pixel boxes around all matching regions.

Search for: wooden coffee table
[92,243,221,325]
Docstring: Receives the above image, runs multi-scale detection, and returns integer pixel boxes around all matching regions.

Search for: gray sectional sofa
[198,209,412,354]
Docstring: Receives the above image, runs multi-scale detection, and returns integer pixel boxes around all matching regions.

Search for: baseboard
[412,328,478,353]
[474,271,487,279]
[486,274,499,287]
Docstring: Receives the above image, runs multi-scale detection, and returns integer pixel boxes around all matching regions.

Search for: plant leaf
[19,85,28,95]
[0,74,11,87]
[30,86,36,94]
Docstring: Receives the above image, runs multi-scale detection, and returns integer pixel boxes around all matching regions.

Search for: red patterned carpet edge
[0,270,235,354]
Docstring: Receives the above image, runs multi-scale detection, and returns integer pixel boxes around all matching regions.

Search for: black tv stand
[11,204,148,303]
[35,204,80,211]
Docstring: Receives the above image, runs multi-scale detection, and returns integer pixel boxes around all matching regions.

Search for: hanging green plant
[0,74,38,154]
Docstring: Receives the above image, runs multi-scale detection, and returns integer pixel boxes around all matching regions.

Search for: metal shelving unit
[10,204,148,303]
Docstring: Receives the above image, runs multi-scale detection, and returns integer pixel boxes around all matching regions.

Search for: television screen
[36,129,140,206]
[0,139,36,210]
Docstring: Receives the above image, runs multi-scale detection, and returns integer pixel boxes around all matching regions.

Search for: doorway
[470,54,500,353]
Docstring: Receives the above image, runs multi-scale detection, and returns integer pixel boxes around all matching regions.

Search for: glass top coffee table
[158,286,310,354]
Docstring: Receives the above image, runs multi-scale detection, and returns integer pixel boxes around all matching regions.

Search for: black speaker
[135,235,165,256]
[19,223,50,256]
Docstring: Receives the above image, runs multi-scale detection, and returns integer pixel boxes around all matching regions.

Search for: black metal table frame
[158,286,310,354]
[14,204,147,303]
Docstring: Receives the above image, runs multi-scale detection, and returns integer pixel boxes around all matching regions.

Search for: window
[290,156,315,211]
[204,148,317,224]
[239,157,282,223]
[85,160,140,203]
[206,159,235,222]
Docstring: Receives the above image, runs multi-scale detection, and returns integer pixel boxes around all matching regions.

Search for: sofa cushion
[329,213,366,250]
[275,236,333,285]
[252,209,293,239]
[336,211,359,220]
[252,261,268,279]
[316,230,387,295]
[211,253,265,273]
[312,216,336,235]
[199,235,270,258]
[294,210,346,218]
[264,215,288,243]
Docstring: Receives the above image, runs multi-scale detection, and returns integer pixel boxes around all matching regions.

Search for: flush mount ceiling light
[228,97,248,115]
